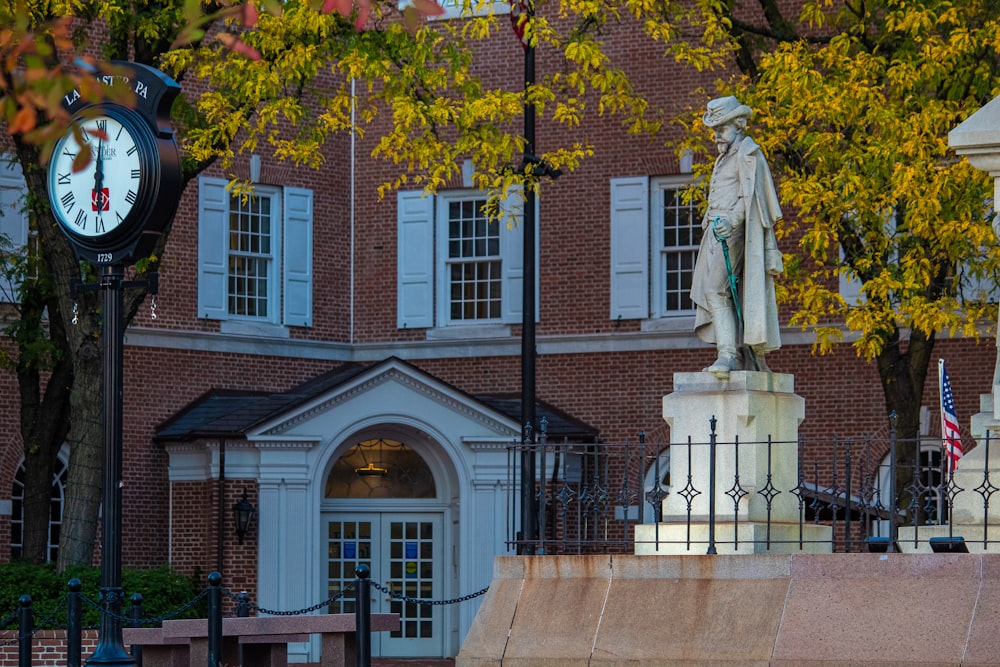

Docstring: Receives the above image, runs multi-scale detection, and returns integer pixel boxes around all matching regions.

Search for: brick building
[0,5,995,661]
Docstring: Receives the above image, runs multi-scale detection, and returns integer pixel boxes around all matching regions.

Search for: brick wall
[0,631,98,667]
[0,5,996,583]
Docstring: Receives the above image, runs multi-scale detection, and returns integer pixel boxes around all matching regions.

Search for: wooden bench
[124,613,400,667]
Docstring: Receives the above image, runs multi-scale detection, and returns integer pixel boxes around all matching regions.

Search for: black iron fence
[508,417,999,555]
[0,568,487,667]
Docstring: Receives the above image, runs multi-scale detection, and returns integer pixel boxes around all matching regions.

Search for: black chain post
[354,564,371,667]
[17,595,31,667]
[128,594,143,666]
[207,572,223,667]
[67,579,82,667]
[236,592,250,618]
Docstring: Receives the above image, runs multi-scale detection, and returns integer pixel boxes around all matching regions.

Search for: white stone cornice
[258,366,517,437]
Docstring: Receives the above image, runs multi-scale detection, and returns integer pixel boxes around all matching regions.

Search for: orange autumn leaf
[215,32,262,60]
[7,106,36,135]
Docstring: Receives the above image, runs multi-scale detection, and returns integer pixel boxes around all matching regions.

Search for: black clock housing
[48,62,182,265]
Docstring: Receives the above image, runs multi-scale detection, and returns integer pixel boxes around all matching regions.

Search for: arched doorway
[320,431,454,658]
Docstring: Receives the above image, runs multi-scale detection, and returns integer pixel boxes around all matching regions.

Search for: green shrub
[0,562,204,628]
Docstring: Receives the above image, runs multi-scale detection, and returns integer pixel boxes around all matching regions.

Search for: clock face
[47,113,144,239]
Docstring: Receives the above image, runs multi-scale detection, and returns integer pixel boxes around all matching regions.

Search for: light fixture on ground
[929,536,968,553]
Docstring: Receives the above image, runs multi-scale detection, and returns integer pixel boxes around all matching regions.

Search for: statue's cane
[712,217,759,371]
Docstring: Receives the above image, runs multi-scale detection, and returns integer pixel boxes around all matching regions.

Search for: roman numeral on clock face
[61,191,75,209]
[125,190,137,205]
[74,209,86,229]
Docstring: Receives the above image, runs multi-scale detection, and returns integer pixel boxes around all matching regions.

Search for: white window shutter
[283,187,313,327]
[0,159,27,302]
[610,177,649,320]
[397,190,435,329]
[501,191,539,324]
[197,177,230,320]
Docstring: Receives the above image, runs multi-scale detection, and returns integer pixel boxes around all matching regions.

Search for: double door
[325,512,444,657]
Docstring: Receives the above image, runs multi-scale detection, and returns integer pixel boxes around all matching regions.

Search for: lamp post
[45,61,182,666]
[87,266,131,665]
[511,0,538,556]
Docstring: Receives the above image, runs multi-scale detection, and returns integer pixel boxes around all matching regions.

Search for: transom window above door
[325,439,437,499]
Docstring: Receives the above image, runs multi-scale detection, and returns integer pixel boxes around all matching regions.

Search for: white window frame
[11,444,70,563]
[650,177,701,319]
[396,188,537,333]
[404,0,511,20]
[0,156,28,303]
[609,175,699,328]
[197,176,313,334]
[437,191,504,327]
[227,185,282,323]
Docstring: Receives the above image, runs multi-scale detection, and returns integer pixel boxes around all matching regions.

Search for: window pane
[445,197,501,322]
[228,193,274,318]
[659,185,701,314]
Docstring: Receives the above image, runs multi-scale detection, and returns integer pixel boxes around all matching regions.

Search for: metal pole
[707,416,718,555]
[68,580,82,667]
[88,265,134,666]
[519,0,538,556]
[18,595,31,667]
[127,594,143,667]
[354,564,372,667]
[888,412,898,552]
[207,572,223,667]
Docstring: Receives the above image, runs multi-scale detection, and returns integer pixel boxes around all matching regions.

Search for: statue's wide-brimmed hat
[703,96,753,128]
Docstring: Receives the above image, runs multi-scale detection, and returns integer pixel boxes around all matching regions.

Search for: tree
[676,0,1000,505]
[1,0,700,567]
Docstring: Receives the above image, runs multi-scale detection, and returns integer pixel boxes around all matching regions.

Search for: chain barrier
[0,609,16,629]
[27,597,68,631]
[369,581,489,606]
[82,588,210,627]
[222,584,355,617]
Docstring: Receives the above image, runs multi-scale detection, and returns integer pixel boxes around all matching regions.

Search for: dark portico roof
[154,358,598,443]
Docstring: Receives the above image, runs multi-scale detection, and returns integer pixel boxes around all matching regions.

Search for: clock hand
[93,137,105,214]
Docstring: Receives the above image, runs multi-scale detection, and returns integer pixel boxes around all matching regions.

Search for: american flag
[939,359,964,472]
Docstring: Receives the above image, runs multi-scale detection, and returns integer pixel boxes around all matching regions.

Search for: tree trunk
[875,325,935,523]
[17,318,72,562]
[15,141,108,569]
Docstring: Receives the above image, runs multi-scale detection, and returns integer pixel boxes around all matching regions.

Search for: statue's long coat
[691,135,783,352]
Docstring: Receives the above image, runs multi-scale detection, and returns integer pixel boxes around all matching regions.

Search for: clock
[47,103,181,265]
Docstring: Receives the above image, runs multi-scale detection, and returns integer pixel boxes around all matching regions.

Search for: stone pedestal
[635,371,832,554]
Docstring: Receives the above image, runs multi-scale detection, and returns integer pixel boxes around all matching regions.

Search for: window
[404,0,511,20]
[198,177,313,331]
[11,447,70,563]
[609,176,699,322]
[446,197,501,321]
[654,182,701,314]
[228,190,275,318]
[0,157,28,303]
[396,189,537,330]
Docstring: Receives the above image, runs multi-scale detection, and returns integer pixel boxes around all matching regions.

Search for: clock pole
[88,264,132,665]
[49,61,180,667]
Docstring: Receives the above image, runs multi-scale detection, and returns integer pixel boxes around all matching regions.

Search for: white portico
[158,358,596,661]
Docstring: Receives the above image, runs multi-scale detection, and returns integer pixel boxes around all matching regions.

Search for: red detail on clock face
[92,188,109,212]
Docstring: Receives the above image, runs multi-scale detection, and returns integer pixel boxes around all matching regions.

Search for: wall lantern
[232,488,256,545]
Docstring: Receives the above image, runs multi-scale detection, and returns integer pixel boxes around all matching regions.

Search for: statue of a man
[691,96,784,378]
